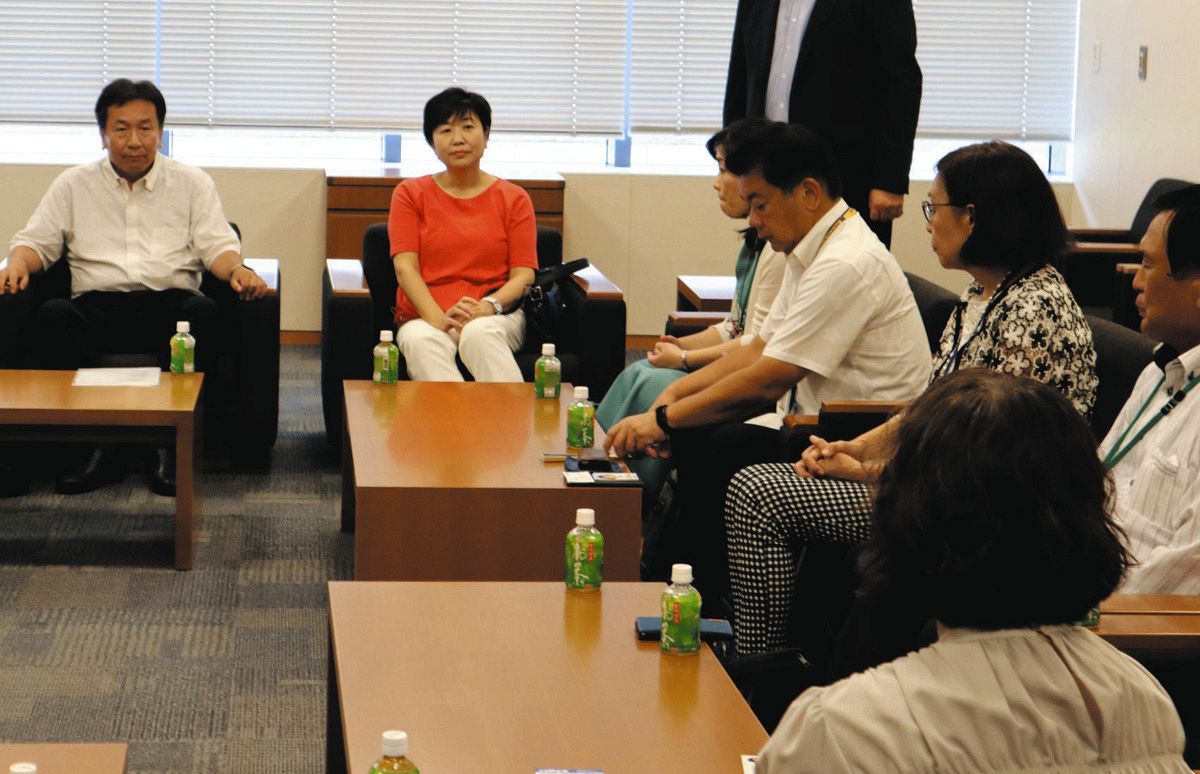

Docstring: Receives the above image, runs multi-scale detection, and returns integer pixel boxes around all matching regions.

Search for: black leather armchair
[320,222,626,447]
[0,245,280,471]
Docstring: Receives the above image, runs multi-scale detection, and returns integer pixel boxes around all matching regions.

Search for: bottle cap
[575,507,595,526]
[573,385,589,400]
[10,764,38,774]
[541,342,556,356]
[671,563,693,585]
[380,729,408,757]
[175,321,190,333]
[380,330,394,343]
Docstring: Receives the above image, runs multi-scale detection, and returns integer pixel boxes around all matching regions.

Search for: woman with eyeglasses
[724,140,1098,658]
[754,370,1188,773]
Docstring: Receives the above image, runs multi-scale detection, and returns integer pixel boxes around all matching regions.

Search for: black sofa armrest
[563,264,625,401]
[321,259,375,448]
[199,258,280,470]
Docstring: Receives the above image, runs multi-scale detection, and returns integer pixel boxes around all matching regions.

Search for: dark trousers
[35,290,218,372]
[836,147,893,248]
[664,421,783,609]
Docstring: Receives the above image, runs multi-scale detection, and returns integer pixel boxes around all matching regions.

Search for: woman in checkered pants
[725,141,1099,656]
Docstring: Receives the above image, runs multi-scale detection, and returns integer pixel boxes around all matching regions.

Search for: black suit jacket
[724,0,922,199]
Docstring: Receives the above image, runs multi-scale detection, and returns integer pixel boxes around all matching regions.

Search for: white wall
[1075,0,1200,225]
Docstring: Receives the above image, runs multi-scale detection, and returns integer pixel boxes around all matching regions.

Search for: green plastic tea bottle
[566,385,595,448]
[565,507,603,591]
[661,563,701,655]
[534,342,562,399]
[373,330,399,385]
[169,321,195,375]
[368,730,419,773]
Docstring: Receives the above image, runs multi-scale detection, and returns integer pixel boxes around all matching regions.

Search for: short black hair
[95,79,166,130]
[936,141,1070,271]
[422,87,492,146]
[704,117,772,161]
[1154,184,1200,276]
[859,369,1128,630]
[722,120,842,198]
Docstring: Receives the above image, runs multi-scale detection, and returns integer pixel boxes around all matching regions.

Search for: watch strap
[655,404,671,434]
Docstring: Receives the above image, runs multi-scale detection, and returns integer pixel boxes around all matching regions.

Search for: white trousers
[396,310,526,382]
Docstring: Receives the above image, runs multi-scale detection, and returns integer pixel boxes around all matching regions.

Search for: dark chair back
[1129,178,1193,243]
[1086,314,1155,440]
[904,271,958,352]
[359,221,579,383]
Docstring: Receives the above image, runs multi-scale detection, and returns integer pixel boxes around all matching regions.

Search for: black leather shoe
[56,445,121,495]
[0,461,31,498]
[147,446,176,497]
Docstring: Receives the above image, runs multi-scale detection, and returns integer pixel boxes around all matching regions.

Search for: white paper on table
[72,367,162,387]
[742,755,757,774]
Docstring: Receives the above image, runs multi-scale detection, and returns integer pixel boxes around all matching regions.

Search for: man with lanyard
[0,78,266,497]
[1100,184,1200,594]
[605,120,929,606]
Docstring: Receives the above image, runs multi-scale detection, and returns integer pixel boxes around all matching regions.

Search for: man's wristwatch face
[485,296,503,315]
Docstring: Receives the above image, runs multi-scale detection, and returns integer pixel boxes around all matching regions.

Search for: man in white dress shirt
[0,78,266,496]
[1101,184,1200,594]
[605,120,928,603]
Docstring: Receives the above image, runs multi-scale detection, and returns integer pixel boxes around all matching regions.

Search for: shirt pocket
[1127,449,1191,536]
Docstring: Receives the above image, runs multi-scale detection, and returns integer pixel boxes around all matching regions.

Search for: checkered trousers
[725,463,873,655]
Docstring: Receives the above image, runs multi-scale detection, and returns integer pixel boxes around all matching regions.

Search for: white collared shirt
[759,626,1188,773]
[1101,342,1200,594]
[753,200,931,427]
[765,0,817,122]
[10,155,240,297]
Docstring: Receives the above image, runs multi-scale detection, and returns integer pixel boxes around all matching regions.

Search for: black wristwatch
[655,404,672,434]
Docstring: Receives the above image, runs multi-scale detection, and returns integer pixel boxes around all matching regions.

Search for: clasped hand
[646,336,683,369]
[794,434,868,482]
[604,411,670,459]
[438,296,494,334]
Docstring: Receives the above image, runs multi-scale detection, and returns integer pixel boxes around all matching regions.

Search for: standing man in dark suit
[724,0,921,246]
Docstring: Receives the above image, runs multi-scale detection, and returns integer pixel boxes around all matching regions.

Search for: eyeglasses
[921,200,963,222]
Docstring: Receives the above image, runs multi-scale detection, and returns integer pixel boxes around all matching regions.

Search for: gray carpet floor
[0,346,648,772]
[0,345,351,773]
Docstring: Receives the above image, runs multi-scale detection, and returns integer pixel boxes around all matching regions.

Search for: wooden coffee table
[326,581,767,773]
[0,370,202,570]
[0,743,127,773]
[341,381,641,581]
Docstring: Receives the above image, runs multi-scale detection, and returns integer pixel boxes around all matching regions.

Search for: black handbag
[519,257,589,354]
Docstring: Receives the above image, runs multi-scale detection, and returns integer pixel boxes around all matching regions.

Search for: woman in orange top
[388,87,538,381]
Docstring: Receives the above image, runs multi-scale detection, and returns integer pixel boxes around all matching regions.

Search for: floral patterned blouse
[931,264,1098,417]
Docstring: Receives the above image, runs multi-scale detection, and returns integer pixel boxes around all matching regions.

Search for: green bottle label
[535,357,561,399]
[387,343,400,383]
[566,401,595,448]
[374,344,397,384]
[660,586,701,654]
[565,528,604,590]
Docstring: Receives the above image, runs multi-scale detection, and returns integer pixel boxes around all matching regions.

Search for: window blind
[914,0,1079,140]
[0,1,1079,141]
[630,0,737,132]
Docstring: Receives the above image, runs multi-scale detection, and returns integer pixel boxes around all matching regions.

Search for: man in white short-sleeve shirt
[605,120,928,601]
[1099,184,1200,595]
[0,78,267,497]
